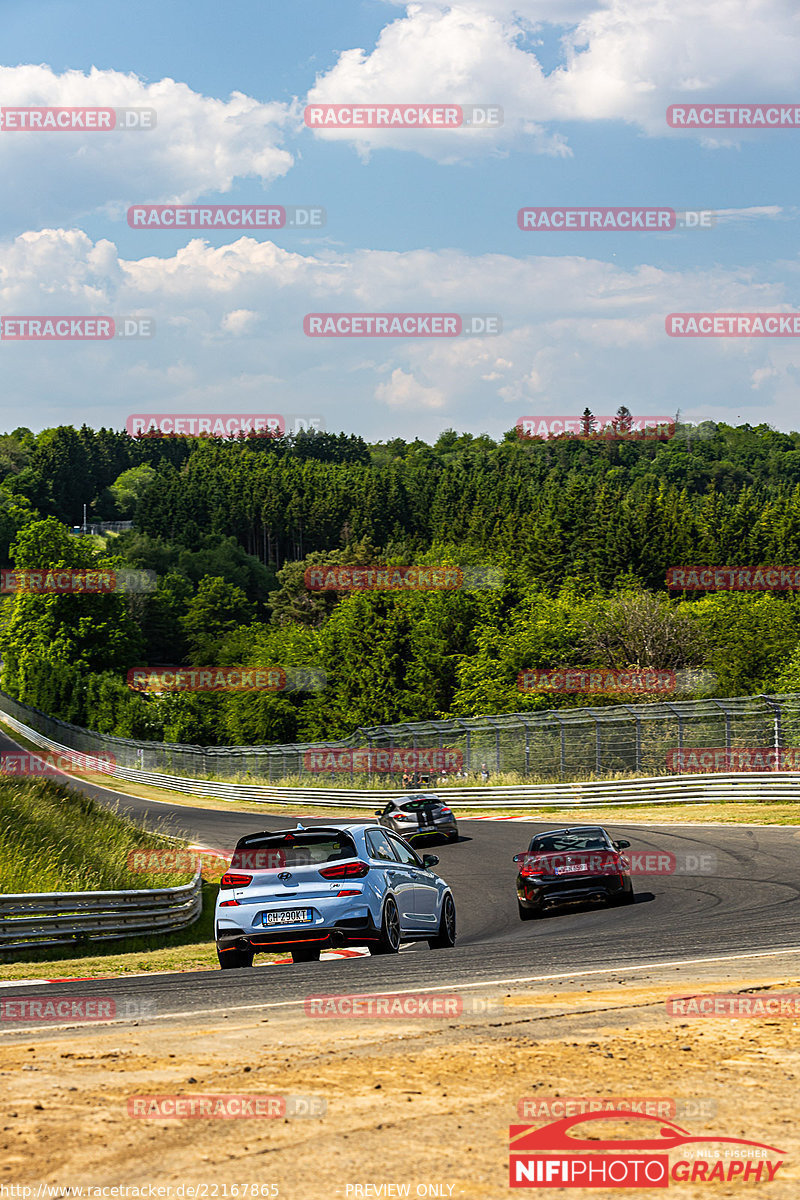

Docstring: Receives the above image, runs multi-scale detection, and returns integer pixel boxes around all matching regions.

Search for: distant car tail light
[391,811,405,819]
[220,872,253,888]
[336,889,363,897]
[218,898,240,907]
[609,853,625,883]
[318,861,370,879]
[518,856,545,878]
[439,807,452,814]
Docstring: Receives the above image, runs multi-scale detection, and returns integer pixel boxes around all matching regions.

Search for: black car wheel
[291,945,322,962]
[518,898,540,921]
[217,945,254,969]
[428,893,456,949]
[370,896,401,954]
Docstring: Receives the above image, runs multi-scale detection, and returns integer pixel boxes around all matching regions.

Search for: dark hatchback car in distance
[514,825,634,919]
[376,793,459,843]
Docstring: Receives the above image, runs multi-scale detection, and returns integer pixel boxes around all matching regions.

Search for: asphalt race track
[2,726,800,1028]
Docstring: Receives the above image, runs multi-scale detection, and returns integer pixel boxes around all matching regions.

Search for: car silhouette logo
[278,872,292,881]
[510,1111,785,1154]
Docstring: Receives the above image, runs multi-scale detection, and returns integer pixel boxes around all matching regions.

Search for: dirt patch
[1,962,798,1198]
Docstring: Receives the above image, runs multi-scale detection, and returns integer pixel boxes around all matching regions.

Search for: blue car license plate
[263,908,312,926]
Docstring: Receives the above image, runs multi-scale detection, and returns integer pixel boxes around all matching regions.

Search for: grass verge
[0,777,194,893]
[0,777,222,974]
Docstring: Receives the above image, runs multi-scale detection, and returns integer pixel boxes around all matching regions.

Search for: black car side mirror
[512,853,524,863]
[375,810,383,816]
[615,839,631,849]
[422,854,439,868]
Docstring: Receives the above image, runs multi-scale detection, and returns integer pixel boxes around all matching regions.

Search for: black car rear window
[401,800,440,812]
[231,831,357,869]
[529,830,610,853]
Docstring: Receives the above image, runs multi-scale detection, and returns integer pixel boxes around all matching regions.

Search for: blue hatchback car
[215,823,457,967]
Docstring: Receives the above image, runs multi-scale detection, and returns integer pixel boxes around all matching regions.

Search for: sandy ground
[0,956,798,1199]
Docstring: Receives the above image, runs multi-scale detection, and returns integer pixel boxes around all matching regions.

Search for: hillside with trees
[3,416,800,745]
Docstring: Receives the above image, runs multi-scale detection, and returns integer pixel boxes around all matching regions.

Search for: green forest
[3,416,800,747]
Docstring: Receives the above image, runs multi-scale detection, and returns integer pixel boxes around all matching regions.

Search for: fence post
[775,700,783,770]
[619,705,641,773]
[665,703,683,774]
[518,715,532,777]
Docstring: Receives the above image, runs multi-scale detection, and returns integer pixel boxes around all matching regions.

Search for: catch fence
[0,689,798,784]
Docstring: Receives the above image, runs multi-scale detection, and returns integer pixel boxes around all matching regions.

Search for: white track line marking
[3,946,800,1036]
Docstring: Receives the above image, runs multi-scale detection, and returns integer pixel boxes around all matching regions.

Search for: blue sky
[1,0,799,440]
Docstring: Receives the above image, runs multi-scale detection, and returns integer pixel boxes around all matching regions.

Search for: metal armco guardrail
[1,703,800,808]
[0,869,202,952]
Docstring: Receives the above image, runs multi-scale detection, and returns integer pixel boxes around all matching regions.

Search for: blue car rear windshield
[231,832,357,868]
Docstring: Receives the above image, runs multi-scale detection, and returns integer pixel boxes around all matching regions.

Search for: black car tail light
[318,861,369,879]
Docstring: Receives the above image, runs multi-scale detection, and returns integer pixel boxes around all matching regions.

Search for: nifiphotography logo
[509,1112,785,1187]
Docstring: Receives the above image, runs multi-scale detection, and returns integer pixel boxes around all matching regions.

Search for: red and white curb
[466,815,539,821]
[264,947,370,966]
[0,977,99,987]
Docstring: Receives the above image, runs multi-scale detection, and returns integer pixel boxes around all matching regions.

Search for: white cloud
[0,65,296,231]
[306,0,800,159]
[2,226,800,439]
[375,367,446,409]
[221,309,259,335]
